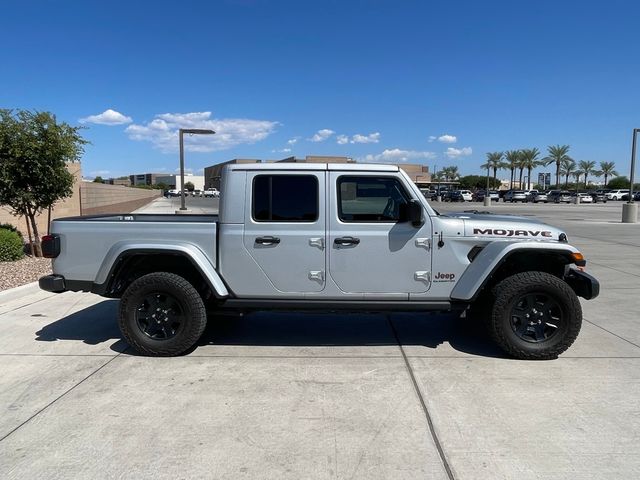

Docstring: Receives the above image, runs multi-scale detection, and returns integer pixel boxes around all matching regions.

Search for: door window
[337,176,410,222]
[252,175,318,222]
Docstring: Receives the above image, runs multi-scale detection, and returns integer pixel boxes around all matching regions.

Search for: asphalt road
[1,200,639,479]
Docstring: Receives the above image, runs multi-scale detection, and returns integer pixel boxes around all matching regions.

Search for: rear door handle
[334,236,360,246]
[255,236,280,245]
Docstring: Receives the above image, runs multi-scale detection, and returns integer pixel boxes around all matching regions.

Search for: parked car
[529,191,548,203]
[446,190,465,202]
[166,189,181,197]
[548,190,572,203]
[39,161,599,359]
[587,190,608,203]
[574,192,593,203]
[621,192,640,201]
[191,189,203,197]
[459,190,473,202]
[203,188,220,198]
[473,190,499,201]
[504,190,527,202]
[419,188,437,201]
[607,189,630,201]
[524,190,539,202]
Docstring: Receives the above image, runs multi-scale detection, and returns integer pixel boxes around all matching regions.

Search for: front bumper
[565,269,600,300]
[39,274,67,293]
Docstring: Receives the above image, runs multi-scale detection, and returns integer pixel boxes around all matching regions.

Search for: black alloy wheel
[488,271,582,359]
[135,292,185,340]
[119,272,208,356]
[509,292,562,343]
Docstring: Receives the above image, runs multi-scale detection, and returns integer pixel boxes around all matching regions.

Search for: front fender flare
[450,241,580,302]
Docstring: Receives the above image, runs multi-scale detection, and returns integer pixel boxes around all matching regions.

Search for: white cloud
[445,146,472,158]
[437,134,457,144]
[350,132,380,144]
[271,148,292,154]
[125,111,279,153]
[428,136,437,143]
[308,129,335,142]
[287,137,300,145]
[80,109,132,125]
[336,134,349,145]
[360,148,437,163]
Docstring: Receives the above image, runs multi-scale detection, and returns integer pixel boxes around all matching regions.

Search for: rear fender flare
[96,241,229,298]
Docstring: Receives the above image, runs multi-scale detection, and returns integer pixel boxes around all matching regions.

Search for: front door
[243,171,326,293]
[328,173,432,295]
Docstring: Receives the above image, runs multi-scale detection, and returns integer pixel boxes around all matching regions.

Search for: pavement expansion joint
[0,350,126,443]
[387,315,457,480]
[583,318,640,350]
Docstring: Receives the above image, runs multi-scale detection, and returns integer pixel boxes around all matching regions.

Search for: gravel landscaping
[0,256,52,291]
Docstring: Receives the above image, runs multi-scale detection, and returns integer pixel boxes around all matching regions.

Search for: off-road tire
[488,271,582,360]
[118,272,207,356]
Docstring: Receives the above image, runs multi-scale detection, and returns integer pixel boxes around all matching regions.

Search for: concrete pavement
[1,201,639,479]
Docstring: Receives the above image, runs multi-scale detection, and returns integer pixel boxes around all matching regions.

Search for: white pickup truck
[39,163,599,358]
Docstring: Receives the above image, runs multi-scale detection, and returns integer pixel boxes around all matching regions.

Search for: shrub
[0,228,25,261]
[0,223,22,238]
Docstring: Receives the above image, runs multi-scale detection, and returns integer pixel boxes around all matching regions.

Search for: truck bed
[50,214,219,285]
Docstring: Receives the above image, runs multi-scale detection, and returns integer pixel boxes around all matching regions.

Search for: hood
[443,211,566,241]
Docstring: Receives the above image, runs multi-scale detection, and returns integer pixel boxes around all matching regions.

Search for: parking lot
[1,199,639,479]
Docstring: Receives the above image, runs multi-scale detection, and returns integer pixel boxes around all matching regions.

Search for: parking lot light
[622,128,639,223]
[177,128,215,213]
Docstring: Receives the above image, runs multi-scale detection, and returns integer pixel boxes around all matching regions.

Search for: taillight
[41,234,60,258]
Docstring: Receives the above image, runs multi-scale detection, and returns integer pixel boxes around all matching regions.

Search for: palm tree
[560,159,576,187]
[519,148,541,190]
[482,152,504,186]
[543,145,572,189]
[504,150,520,189]
[440,166,460,182]
[599,161,618,187]
[578,160,596,189]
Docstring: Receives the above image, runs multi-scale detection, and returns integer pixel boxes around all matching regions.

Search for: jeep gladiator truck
[39,163,599,359]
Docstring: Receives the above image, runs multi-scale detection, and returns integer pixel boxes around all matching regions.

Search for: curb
[0,281,41,303]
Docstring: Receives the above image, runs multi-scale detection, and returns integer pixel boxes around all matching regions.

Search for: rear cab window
[252,175,318,222]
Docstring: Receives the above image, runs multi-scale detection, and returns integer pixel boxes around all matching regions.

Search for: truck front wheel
[488,272,582,360]
[118,272,207,356]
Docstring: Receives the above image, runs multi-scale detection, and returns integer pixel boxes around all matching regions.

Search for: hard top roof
[225,163,399,172]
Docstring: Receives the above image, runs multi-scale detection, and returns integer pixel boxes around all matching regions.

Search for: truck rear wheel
[118,272,207,356]
[488,272,582,360]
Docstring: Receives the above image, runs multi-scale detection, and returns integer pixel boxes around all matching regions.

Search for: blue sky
[2,0,639,180]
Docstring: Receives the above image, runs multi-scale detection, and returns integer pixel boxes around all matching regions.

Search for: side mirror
[406,199,423,227]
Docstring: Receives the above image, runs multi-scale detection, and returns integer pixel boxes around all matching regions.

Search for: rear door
[242,171,326,293]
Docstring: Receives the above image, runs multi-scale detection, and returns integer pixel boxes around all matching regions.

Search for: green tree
[520,148,541,190]
[0,110,87,256]
[459,175,501,190]
[560,159,576,188]
[93,176,104,183]
[543,145,572,189]
[504,150,520,189]
[607,176,636,189]
[598,161,618,187]
[184,181,195,192]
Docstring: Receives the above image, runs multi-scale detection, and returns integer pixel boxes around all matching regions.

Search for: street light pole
[622,128,639,223]
[484,164,491,206]
[177,128,216,213]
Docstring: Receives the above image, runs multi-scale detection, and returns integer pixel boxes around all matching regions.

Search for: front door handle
[255,236,280,245]
[334,236,360,246]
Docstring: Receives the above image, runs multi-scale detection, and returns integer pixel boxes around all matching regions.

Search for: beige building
[204,155,430,189]
[204,159,262,190]
[1,162,160,240]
